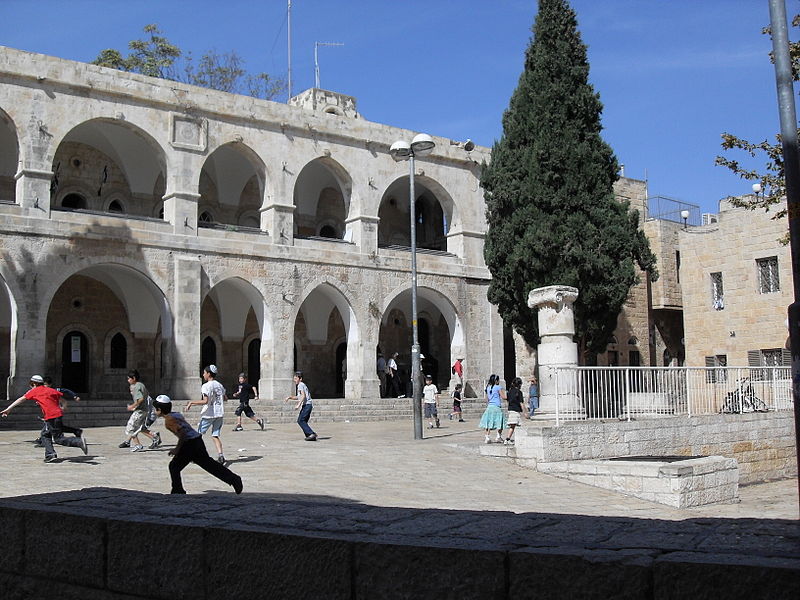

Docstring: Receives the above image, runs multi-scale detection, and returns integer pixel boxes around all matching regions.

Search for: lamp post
[752,182,763,197]
[680,209,689,230]
[390,133,435,440]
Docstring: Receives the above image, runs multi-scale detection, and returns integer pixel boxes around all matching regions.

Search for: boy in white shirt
[186,364,228,465]
[422,375,440,429]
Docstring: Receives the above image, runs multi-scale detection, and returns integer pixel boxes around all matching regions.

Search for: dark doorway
[61,331,88,391]
[201,336,217,371]
[247,338,261,387]
[335,342,347,397]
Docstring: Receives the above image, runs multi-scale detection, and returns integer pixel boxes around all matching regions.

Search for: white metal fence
[548,366,793,425]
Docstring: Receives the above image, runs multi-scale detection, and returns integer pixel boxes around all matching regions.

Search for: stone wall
[513,413,796,484]
[0,488,797,600]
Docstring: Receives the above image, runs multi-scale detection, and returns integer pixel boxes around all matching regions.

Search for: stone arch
[199,141,267,229]
[0,107,19,202]
[291,280,360,398]
[49,118,168,218]
[0,272,16,399]
[201,276,274,388]
[378,175,457,253]
[293,157,353,240]
[379,283,463,390]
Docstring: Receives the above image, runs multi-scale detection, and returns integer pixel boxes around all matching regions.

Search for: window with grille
[748,348,790,380]
[710,272,724,310]
[756,257,779,293]
[705,354,727,383]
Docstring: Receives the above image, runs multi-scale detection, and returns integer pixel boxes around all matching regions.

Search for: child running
[151,395,242,494]
[1,375,88,461]
[449,383,465,422]
[232,372,264,431]
[285,371,317,441]
[186,365,228,464]
[423,374,440,429]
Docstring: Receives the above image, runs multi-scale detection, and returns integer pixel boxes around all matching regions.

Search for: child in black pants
[151,395,243,494]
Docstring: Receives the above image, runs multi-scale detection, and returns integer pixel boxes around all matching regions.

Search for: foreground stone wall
[513,413,796,484]
[0,488,797,599]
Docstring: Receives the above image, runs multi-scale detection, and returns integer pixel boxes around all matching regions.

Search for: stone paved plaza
[0,418,797,520]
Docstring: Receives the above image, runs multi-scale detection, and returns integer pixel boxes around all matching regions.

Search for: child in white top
[422,375,440,429]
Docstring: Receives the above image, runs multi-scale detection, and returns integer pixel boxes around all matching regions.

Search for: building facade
[0,46,504,402]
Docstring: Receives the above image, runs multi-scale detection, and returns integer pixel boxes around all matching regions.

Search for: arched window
[110,332,127,368]
[628,337,639,346]
[199,211,213,223]
[108,200,124,213]
[201,336,217,369]
[61,193,87,210]
[319,224,337,238]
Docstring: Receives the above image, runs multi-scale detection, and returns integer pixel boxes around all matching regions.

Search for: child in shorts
[449,383,465,422]
[422,375,440,429]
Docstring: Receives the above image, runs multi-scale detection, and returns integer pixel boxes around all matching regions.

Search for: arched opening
[51,119,167,217]
[293,283,357,398]
[0,108,18,203]
[378,176,453,252]
[201,277,270,387]
[61,331,89,392]
[293,158,351,240]
[45,264,171,397]
[61,193,87,210]
[0,276,13,399]
[201,336,217,370]
[379,286,462,393]
[110,332,127,368]
[199,142,265,230]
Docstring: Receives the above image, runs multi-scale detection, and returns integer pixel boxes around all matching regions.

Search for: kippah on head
[209,364,218,374]
[238,372,246,378]
[154,394,171,405]
[30,375,44,383]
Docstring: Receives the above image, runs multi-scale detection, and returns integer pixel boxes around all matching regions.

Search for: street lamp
[680,209,690,230]
[752,182,763,197]
[390,133,435,440]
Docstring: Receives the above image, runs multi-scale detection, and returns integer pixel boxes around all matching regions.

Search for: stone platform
[0,421,797,599]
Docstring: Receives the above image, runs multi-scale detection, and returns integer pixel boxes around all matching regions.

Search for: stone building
[0,45,504,402]
[679,198,792,368]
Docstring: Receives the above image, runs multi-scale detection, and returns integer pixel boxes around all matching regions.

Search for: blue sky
[1,0,790,215]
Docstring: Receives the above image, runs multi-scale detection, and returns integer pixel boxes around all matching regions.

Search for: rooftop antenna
[314,41,344,89]
[287,0,292,100]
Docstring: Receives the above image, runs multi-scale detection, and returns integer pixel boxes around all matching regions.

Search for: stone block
[653,551,800,600]
[24,509,106,588]
[0,572,143,600]
[107,519,205,600]
[509,547,653,600]
[354,541,505,599]
[205,528,351,600]
[0,506,25,575]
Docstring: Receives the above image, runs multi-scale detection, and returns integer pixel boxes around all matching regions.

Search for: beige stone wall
[680,198,792,366]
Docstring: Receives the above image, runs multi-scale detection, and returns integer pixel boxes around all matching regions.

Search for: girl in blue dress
[479,374,506,443]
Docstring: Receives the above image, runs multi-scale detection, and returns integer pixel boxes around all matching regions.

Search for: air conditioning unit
[702,213,718,225]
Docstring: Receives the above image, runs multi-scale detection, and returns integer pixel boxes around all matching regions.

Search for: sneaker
[79,434,88,455]
[232,475,243,495]
[218,455,226,465]
[448,414,453,420]
[506,438,515,445]
[256,419,264,431]
[149,432,162,449]
[495,436,503,444]
[44,454,58,463]
[74,428,83,438]
[398,394,406,398]
[131,445,145,452]
[459,419,465,422]
[435,418,440,428]
[233,424,243,432]
[118,441,130,449]
[484,434,490,444]
[305,433,317,441]
[428,423,434,429]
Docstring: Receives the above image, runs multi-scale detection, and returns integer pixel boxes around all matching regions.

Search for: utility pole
[767,0,800,509]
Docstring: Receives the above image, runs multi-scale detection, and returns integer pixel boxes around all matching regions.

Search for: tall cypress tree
[482,0,658,360]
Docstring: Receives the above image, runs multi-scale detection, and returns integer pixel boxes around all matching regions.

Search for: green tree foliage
[92,24,285,100]
[481,0,658,360]
[715,15,800,225]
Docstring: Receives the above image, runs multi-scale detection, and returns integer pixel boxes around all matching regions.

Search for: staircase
[1,395,487,430]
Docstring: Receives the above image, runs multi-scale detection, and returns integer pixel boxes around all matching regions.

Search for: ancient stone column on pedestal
[527,285,582,417]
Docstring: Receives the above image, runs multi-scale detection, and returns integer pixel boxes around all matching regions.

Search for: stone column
[15,167,53,216]
[261,202,295,245]
[527,285,582,417]
[6,308,46,400]
[163,191,199,236]
[344,215,379,254]
[169,256,201,400]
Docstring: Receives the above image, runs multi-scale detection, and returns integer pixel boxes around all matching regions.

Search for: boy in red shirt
[1,375,88,462]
